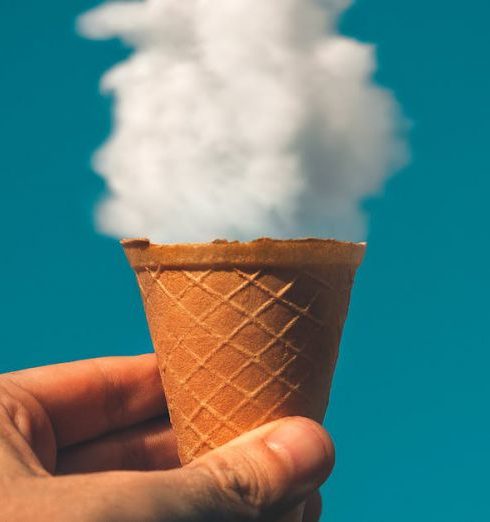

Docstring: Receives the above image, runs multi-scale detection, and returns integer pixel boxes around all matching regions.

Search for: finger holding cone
[122,237,365,522]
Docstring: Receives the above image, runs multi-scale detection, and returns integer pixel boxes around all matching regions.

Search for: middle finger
[56,417,179,475]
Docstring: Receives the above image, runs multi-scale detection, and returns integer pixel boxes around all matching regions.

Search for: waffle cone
[122,238,364,519]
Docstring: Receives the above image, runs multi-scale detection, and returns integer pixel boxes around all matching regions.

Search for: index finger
[7,354,167,448]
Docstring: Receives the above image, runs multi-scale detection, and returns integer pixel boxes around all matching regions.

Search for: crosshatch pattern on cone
[135,263,356,464]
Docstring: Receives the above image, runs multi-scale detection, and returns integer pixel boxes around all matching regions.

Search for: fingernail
[265,418,329,488]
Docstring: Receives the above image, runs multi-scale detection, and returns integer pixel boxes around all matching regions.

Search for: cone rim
[121,237,366,270]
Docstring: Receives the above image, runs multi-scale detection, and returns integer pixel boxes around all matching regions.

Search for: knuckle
[0,378,52,476]
[0,379,38,444]
[92,360,128,428]
[189,450,273,521]
[120,435,150,471]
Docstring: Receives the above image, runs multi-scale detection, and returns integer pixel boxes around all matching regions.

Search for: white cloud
[79,0,408,242]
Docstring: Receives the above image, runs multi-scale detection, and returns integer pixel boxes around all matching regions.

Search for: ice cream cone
[122,238,365,521]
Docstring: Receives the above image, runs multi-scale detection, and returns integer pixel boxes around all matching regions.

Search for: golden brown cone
[122,238,365,522]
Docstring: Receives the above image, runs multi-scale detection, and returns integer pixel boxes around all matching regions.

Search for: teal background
[1,1,489,520]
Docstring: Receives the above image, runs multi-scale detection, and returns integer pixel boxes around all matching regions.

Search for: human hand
[0,354,334,521]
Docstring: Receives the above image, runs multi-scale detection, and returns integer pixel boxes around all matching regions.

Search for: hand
[0,354,334,521]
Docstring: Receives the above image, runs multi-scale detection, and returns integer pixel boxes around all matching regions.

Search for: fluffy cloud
[79,0,408,242]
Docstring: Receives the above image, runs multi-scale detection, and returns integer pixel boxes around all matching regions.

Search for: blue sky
[1,1,489,520]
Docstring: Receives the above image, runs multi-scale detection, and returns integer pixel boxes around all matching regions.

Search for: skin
[0,353,334,521]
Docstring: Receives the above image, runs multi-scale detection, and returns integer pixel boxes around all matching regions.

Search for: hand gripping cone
[122,238,365,521]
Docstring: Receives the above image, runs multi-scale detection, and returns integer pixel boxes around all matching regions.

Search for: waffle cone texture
[122,238,365,466]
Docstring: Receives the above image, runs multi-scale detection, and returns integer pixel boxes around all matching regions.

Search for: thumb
[173,416,335,521]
